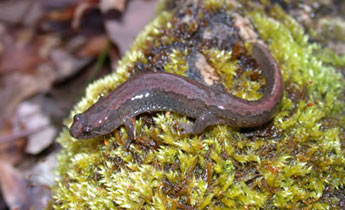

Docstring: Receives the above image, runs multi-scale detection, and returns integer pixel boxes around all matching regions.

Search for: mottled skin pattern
[70,43,283,148]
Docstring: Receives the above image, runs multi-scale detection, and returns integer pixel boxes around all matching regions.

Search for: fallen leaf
[50,48,92,81]
[104,0,159,53]
[16,101,56,155]
[71,0,127,29]
[0,122,26,165]
[29,152,57,186]
[0,28,43,74]
[44,5,76,22]
[0,28,61,127]
[0,69,56,129]
[0,161,51,210]
[0,161,31,210]
[77,35,109,57]
[72,2,94,30]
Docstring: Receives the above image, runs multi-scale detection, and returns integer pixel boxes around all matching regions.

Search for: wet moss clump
[52,0,344,209]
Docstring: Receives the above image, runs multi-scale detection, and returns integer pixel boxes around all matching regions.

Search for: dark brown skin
[70,43,283,148]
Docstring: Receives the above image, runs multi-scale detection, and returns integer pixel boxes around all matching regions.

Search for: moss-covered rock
[52,0,344,209]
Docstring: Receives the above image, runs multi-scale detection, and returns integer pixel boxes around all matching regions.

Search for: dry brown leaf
[104,0,158,53]
[77,35,109,57]
[0,29,43,74]
[16,101,57,155]
[0,123,27,165]
[50,48,92,81]
[0,161,30,209]
[45,6,76,22]
[72,2,94,29]
[72,0,127,29]
[29,152,57,187]
[0,69,56,128]
[0,161,51,210]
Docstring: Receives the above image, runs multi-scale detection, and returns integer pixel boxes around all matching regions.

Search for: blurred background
[0,0,158,209]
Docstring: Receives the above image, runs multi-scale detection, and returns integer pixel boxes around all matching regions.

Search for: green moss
[203,0,234,11]
[316,17,345,43]
[315,47,345,68]
[52,1,345,209]
[163,49,189,75]
[203,48,263,100]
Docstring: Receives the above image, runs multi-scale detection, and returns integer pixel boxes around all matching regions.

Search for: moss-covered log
[52,0,345,209]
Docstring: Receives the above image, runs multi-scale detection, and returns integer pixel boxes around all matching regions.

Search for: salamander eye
[83,126,92,133]
[74,114,81,121]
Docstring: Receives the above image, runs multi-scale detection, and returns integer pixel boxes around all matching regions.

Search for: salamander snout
[70,113,94,139]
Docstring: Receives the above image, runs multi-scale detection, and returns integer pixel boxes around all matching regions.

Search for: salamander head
[69,113,106,139]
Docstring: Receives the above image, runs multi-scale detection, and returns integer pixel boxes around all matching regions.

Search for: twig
[0,124,50,145]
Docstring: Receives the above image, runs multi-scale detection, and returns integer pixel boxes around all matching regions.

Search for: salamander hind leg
[179,111,220,135]
[123,117,136,150]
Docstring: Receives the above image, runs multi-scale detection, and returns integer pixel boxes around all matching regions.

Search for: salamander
[69,43,283,148]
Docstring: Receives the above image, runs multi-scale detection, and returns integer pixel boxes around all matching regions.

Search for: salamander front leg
[179,111,220,135]
[123,117,136,150]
